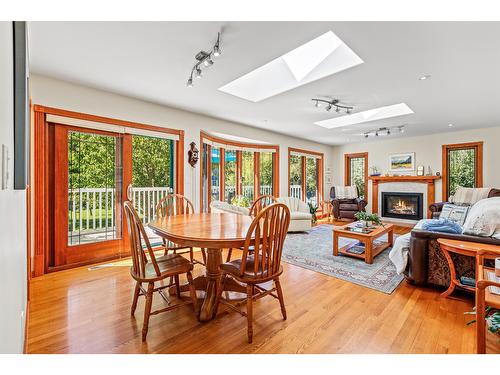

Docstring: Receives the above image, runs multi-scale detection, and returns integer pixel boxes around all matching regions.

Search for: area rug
[282,224,404,294]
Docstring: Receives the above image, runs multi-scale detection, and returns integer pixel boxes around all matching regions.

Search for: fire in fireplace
[381,192,423,220]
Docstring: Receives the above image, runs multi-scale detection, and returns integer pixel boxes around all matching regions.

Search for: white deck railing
[69,184,314,236]
[68,186,173,234]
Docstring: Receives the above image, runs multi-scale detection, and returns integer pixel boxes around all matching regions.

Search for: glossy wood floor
[26,222,477,354]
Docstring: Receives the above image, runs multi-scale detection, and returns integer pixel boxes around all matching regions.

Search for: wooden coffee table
[333,222,394,264]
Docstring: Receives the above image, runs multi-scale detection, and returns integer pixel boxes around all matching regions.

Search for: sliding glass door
[48,124,179,268]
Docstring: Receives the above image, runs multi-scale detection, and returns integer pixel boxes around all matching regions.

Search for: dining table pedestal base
[168,248,249,322]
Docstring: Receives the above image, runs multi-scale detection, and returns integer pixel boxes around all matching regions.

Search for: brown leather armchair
[330,186,367,220]
[429,188,500,219]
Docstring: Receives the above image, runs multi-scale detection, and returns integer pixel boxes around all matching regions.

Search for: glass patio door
[52,125,123,267]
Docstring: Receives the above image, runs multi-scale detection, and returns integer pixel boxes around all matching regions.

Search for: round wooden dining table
[148,212,254,322]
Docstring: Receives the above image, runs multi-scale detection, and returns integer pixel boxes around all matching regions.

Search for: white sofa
[276,197,312,232]
[210,198,312,232]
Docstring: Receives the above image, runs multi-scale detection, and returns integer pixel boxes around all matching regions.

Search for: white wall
[29,74,335,210]
[332,126,500,213]
[0,21,27,353]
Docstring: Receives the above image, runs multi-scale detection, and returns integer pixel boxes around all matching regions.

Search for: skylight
[218,31,363,102]
[314,103,414,129]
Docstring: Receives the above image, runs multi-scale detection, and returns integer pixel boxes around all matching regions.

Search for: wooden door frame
[442,141,483,201]
[32,105,184,276]
[199,131,279,211]
[287,147,324,203]
[344,152,369,201]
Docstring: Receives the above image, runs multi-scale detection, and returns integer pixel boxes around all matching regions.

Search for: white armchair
[276,197,312,232]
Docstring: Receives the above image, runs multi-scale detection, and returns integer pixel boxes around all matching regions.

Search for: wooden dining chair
[156,194,206,265]
[124,201,198,341]
[226,194,277,262]
[215,203,290,343]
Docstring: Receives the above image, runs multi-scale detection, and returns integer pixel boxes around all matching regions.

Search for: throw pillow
[462,197,500,238]
[439,203,470,226]
[421,218,463,234]
[450,187,491,205]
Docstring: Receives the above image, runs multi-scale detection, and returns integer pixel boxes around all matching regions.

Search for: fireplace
[381,192,423,221]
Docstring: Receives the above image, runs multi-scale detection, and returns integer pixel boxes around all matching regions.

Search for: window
[200,132,279,211]
[259,152,274,196]
[442,142,483,200]
[224,150,237,203]
[288,148,324,205]
[241,151,255,201]
[344,152,368,199]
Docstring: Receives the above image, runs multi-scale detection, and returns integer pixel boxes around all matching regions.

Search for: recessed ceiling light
[314,103,414,129]
[419,74,431,81]
[218,31,363,102]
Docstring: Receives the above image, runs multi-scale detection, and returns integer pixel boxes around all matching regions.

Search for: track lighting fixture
[362,125,406,138]
[195,67,202,79]
[312,98,354,115]
[186,32,222,87]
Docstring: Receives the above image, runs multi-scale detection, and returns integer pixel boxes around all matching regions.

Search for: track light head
[375,131,379,136]
[203,57,214,67]
[364,134,369,138]
[187,77,193,87]
[335,107,340,113]
[346,108,352,114]
[213,45,221,57]
[400,127,405,133]
[213,33,221,57]
[387,129,391,135]
[326,104,332,111]
[195,67,202,79]
[315,100,321,108]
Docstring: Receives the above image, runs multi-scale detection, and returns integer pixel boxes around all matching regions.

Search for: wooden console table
[437,238,500,298]
[368,175,441,219]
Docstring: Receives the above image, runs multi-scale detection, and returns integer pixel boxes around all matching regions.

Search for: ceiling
[28,21,500,146]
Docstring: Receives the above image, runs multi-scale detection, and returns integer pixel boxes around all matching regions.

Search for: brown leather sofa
[406,229,500,286]
[330,186,367,220]
[429,188,500,219]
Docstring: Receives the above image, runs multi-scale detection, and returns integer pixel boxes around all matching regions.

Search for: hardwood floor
[26,223,477,354]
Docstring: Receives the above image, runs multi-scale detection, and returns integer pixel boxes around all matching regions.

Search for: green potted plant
[354,211,383,227]
[308,202,319,224]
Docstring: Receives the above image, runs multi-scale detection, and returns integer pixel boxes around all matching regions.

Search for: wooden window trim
[32,105,184,276]
[287,147,324,203]
[442,141,483,201]
[344,152,368,201]
[200,131,279,211]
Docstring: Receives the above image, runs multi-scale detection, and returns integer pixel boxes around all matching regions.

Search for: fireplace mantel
[368,175,441,219]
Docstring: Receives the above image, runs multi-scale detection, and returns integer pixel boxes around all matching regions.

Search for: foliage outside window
[448,148,476,197]
[241,151,254,201]
[259,152,273,196]
[349,157,366,199]
[224,150,237,203]
[289,154,302,199]
[306,157,318,204]
[211,147,220,202]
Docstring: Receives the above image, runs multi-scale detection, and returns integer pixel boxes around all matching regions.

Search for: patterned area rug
[282,224,404,294]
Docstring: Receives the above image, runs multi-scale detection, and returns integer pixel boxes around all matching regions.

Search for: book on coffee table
[345,242,365,255]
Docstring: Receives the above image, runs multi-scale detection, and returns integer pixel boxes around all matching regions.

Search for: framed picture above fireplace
[389,152,415,172]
